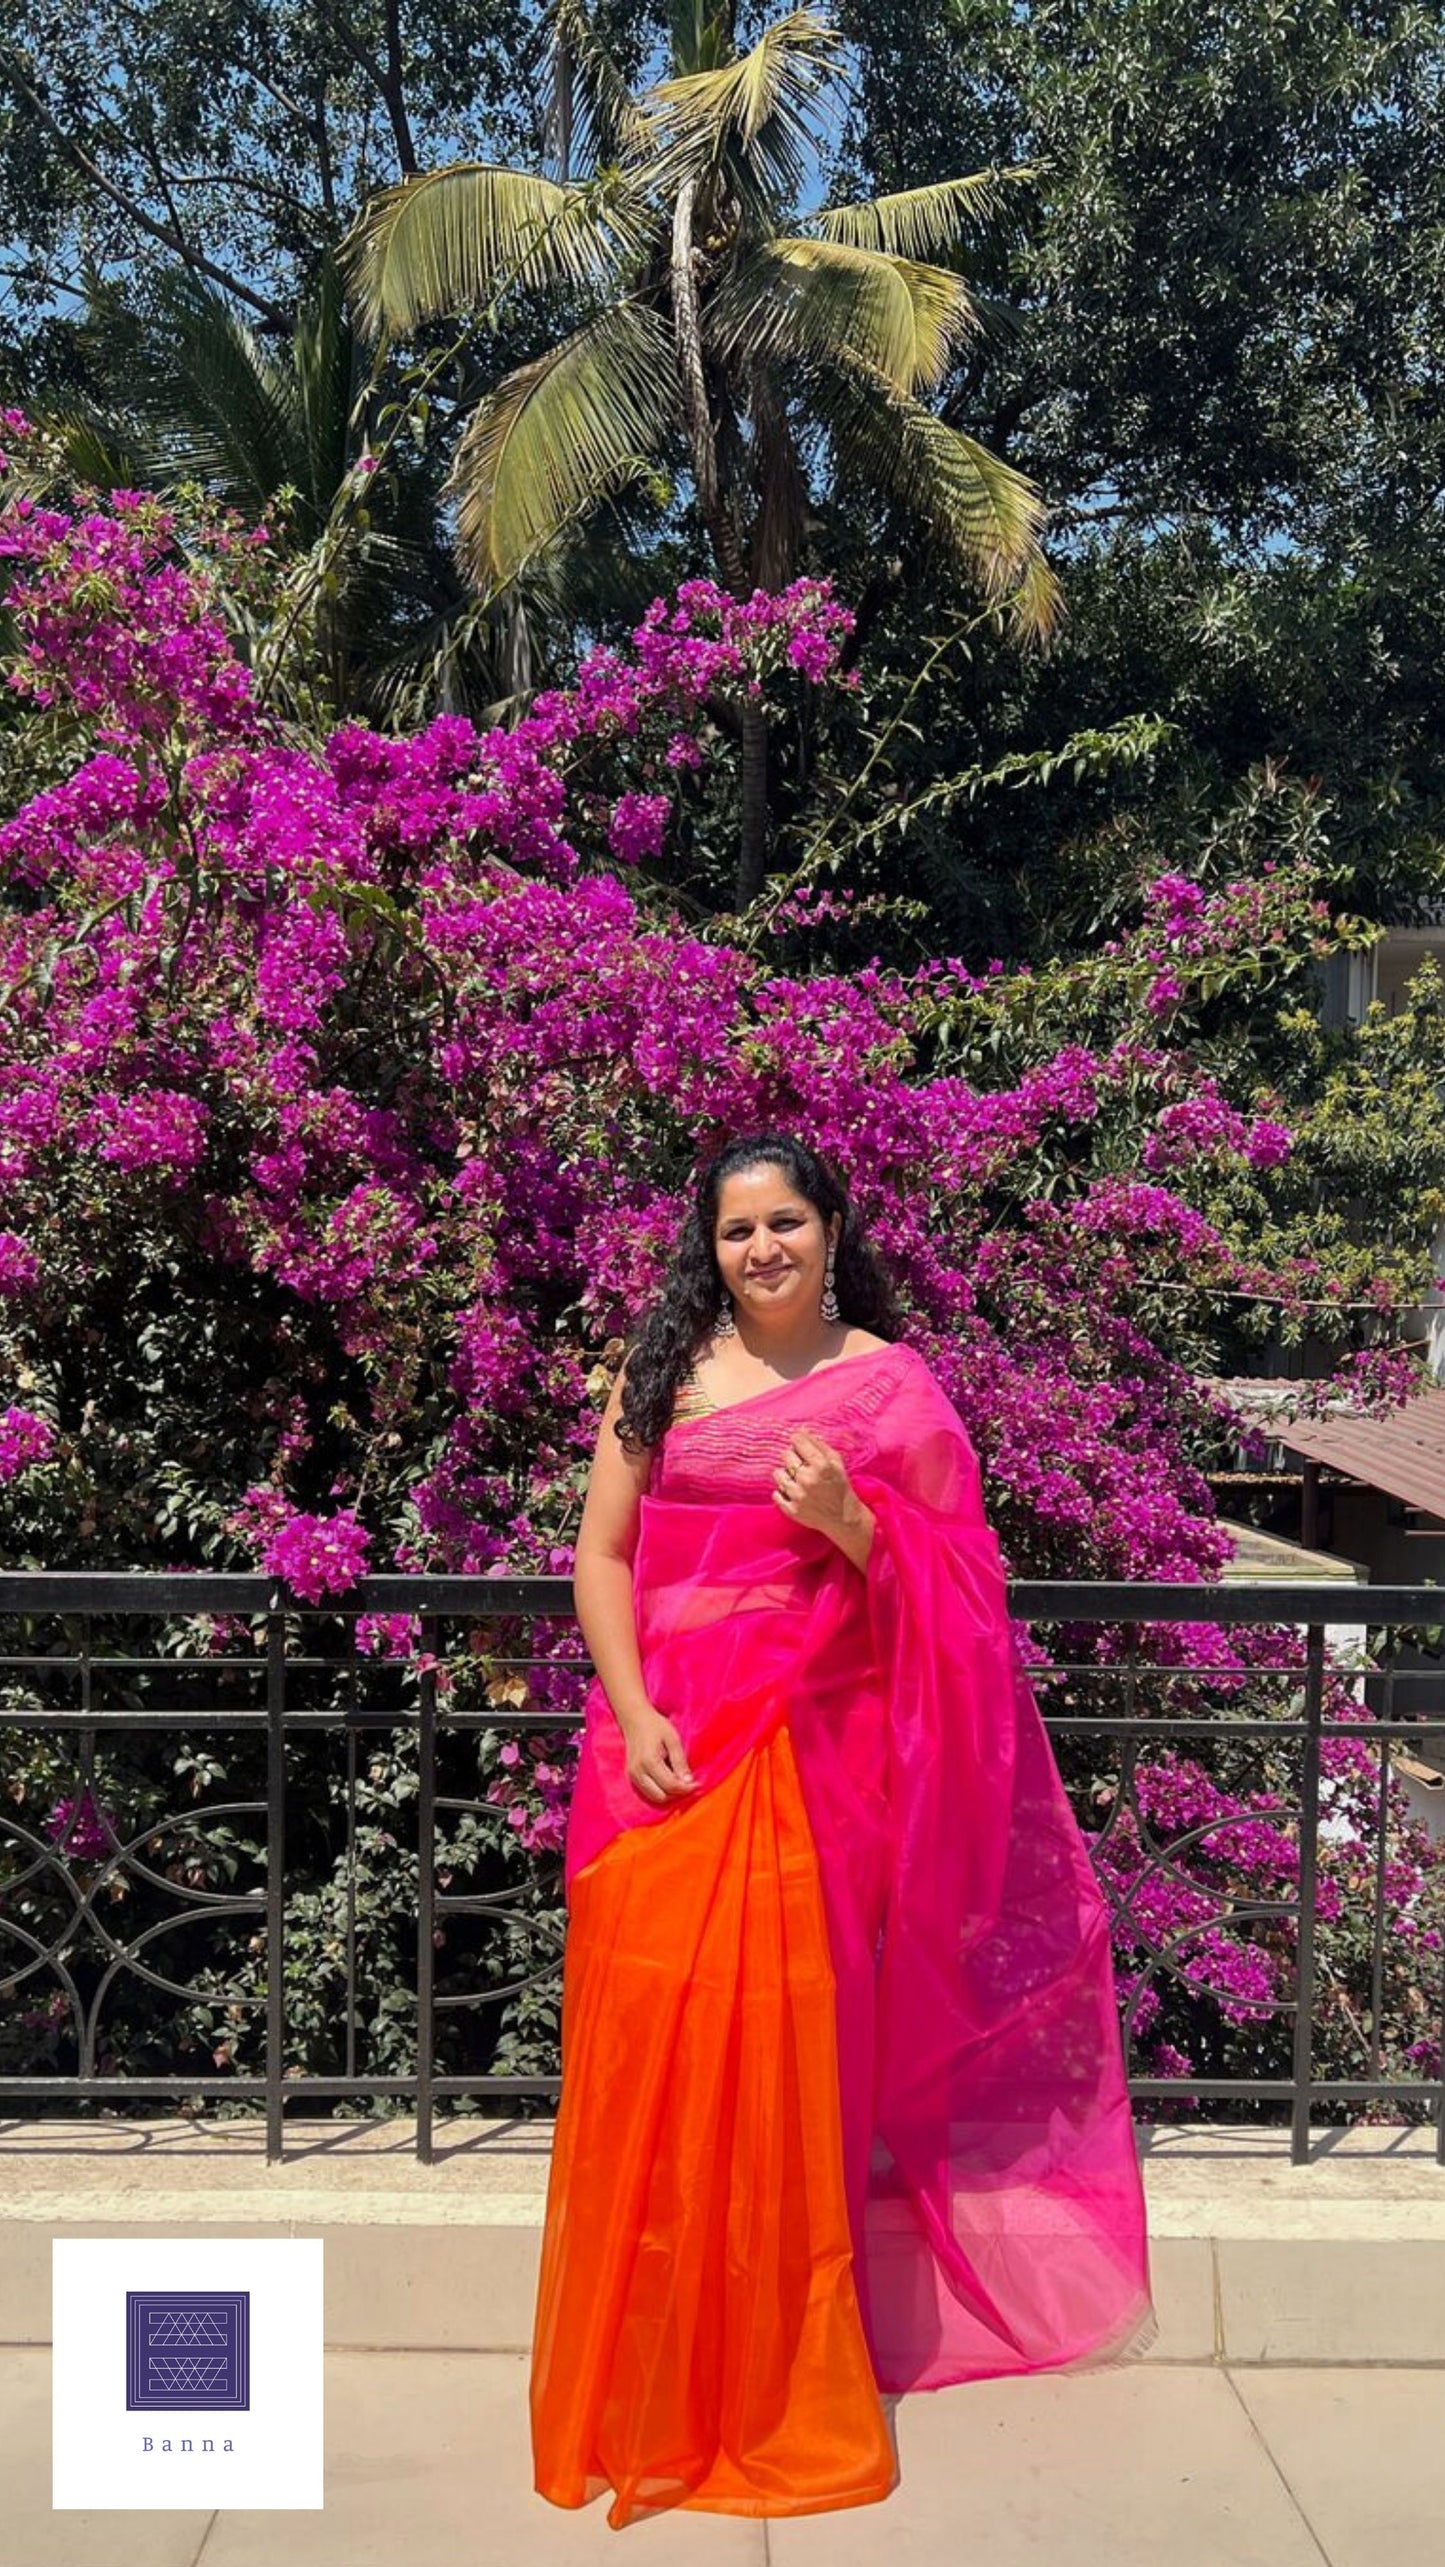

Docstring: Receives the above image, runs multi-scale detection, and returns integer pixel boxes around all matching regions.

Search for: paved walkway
[3,2118,1442,2564]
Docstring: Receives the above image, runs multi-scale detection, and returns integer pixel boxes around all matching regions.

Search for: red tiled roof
[1217,1380,1445,1521]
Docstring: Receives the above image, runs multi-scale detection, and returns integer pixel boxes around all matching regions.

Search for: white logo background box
[53,2237,323,2509]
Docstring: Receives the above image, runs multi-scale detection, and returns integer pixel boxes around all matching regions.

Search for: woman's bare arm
[572,1356,654,1735]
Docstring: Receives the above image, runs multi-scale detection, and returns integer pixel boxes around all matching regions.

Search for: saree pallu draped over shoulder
[529,1341,1157,2529]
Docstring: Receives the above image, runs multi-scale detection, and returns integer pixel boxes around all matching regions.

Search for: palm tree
[340,0,1060,906]
[6,250,626,728]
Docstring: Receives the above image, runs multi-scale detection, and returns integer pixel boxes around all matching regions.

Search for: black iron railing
[1,1574,1442,2166]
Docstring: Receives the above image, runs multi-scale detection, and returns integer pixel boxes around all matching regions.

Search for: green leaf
[338,165,655,341]
[714,237,978,395]
[814,167,1039,261]
[816,354,1059,634]
[448,301,678,591]
[643,8,846,218]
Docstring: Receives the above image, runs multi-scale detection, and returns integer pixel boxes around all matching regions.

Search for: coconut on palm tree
[341,0,1059,905]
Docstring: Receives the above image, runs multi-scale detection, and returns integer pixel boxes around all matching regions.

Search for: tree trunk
[671,174,773,906]
[735,701,770,908]
[671,177,743,590]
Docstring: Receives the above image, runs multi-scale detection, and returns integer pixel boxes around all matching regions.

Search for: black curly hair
[613,1128,907,1455]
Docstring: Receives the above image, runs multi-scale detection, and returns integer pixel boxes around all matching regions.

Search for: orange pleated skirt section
[529,1715,898,2529]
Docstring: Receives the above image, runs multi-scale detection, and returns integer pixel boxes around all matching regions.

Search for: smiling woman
[528,1131,1156,2529]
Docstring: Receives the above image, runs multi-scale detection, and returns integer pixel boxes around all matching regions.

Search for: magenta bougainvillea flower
[0,427,1436,2101]
[44,1788,116,1861]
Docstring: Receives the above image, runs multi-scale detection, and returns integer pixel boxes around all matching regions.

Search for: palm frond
[999,545,1067,648]
[815,168,1039,262]
[643,8,846,218]
[6,402,155,498]
[668,3,721,74]
[821,355,1058,630]
[713,238,979,395]
[360,589,516,731]
[965,286,1030,347]
[289,251,360,518]
[447,299,677,592]
[885,255,986,391]
[78,266,305,506]
[339,162,656,341]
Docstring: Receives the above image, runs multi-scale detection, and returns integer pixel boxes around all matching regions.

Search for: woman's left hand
[773,1427,875,1567]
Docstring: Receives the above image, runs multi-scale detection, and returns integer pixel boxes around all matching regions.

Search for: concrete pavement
[3,2116,1442,2564]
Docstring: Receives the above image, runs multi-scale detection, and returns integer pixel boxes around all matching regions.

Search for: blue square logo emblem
[125,2291,250,2411]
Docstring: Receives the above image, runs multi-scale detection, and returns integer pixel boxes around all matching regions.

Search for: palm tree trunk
[736,702,770,907]
[671,174,770,907]
[670,176,744,590]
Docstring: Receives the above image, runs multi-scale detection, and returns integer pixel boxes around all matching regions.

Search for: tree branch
[974,377,1040,451]
[134,105,193,273]
[0,46,289,326]
[315,0,417,174]
[314,81,338,225]
[246,63,329,136]
[382,0,418,175]
[143,170,315,216]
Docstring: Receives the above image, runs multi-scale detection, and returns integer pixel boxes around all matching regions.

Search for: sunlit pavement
[5,2117,1443,2564]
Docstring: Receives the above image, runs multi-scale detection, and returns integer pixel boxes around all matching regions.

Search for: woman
[530,1131,1157,2529]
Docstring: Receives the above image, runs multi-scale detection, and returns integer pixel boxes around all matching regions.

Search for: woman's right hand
[618,1702,701,1806]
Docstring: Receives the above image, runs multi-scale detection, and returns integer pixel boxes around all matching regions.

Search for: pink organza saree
[532,1339,1157,2523]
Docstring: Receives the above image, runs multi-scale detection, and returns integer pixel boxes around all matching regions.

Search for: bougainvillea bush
[0,409,1440,2123]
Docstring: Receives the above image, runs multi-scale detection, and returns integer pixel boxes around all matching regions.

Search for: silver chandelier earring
[821,1245,840,1322]
[714,1289,736,1338]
